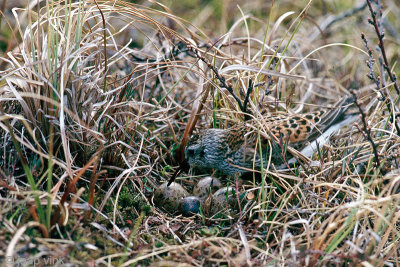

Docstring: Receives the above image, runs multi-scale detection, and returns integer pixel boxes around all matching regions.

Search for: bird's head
[185,128,227,170]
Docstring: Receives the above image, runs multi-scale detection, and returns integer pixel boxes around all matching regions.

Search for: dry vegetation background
[0,0,400,266]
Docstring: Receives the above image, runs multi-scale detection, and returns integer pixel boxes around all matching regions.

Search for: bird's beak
[167,166,182,186]
[167,160,190,186]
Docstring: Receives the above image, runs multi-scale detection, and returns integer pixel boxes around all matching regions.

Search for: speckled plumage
[185,97,353,175]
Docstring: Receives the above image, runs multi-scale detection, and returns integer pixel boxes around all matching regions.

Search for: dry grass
[1,0,400,266]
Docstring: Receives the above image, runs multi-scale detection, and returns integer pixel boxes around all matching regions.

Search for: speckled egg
[212,187,236,206]
[154,182,189,213]
[178,196,201,217]
[193,176,222,199]
[203,187,238,215]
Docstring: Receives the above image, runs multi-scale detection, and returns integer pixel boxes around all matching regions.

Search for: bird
[182,96,353,177]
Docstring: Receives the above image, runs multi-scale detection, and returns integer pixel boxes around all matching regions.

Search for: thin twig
[361,33,400,135]
[366,0,399,96]
[187,45,246,113]
[323,2,367,32]
[243,79,254,118]
[350,90,382,172]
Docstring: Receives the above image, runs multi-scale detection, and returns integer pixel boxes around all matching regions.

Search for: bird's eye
[187,148,195,156]
[199,149,205,157]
